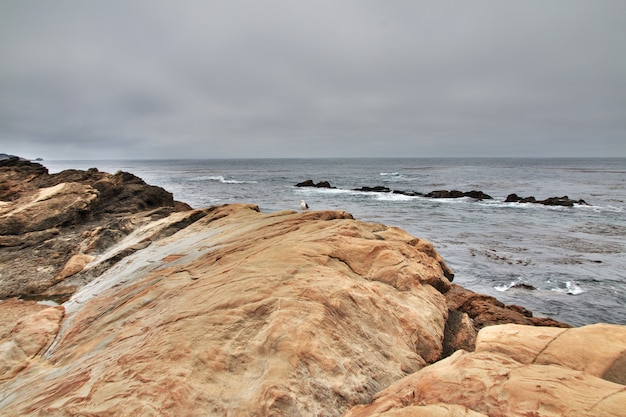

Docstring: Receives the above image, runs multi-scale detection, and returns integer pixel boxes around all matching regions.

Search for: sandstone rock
[0,204,454,416]
[343,323,626,417]
[0,182,99,235]
[0,305,64,381]
[476,323,626,385]
[358,403,487,417]
[55,253,94,282]
[0,299,49,340]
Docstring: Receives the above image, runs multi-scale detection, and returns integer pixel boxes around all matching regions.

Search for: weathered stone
[0,161,193,300]
[0,305,64,380]
[442,309,477,358]
[55,253,94,282]
[476,323,626,385]
[343,323,626,417]
[0,204,453,416]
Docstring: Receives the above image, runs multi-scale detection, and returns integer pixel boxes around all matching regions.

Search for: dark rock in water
[426,190,492,200]
[426,190,464,198]
[464,190,493,200]
[511,283,537,291]
[505,194,587,206]
[353,186,391,193]
[295,180,335,188]
[538,196,588,206]
[505,193,536,203]
[316,180,334,188]
[295,179,315,187]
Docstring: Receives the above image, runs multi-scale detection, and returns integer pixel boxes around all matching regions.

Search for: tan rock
[0,182,99,235]
[344,323,626,417]
[361,403,487,417]
[0,204,453,416]
[0,299,49,340]
[0,305,64,381]
[55,253,94,282]
[476,323,626,384]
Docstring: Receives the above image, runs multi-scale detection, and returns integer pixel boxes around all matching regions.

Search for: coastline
[1,157,624,416]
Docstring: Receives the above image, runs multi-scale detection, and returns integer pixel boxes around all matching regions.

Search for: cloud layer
[1,0,625,159]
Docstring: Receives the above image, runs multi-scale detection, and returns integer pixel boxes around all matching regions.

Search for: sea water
[45,158,626,326]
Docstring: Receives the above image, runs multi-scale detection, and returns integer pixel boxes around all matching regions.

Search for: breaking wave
[192,175,257,184]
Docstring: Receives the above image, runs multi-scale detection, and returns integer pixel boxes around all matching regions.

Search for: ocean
[44,158,626,327]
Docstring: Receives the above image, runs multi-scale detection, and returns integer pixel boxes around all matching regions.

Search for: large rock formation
[0,160,622,416]
[343,323,626,417]
[0,157,191,299]
[0,203,456,415]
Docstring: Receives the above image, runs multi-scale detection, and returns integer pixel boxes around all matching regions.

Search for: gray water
[45,158,626,326]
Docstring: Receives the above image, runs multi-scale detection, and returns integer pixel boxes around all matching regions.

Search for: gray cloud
[1,0,625,159]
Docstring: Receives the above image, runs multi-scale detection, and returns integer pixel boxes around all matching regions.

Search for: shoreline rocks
[505,193,588,206]
[297,180,587,205]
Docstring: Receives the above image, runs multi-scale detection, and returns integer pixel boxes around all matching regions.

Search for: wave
[495,279,584,295]
[191,175,257,184]
[374,193,416,202]
[551,281,584,295]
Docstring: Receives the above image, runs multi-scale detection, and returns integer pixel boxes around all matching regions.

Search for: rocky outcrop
[343,323,626,417]
[0,158,191,299]
[295,179,336,188]
[505,193,588,206]
[353,186,392,193]
[425,190,493,200]
[0,204,457,416]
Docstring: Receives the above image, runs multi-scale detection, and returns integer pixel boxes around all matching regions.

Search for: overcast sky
[1,1,625,159]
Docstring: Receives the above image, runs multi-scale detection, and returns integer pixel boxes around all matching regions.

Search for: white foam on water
[551,281,585,295]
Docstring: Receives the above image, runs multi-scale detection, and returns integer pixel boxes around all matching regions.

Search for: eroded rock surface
[0,158,191,299]
[0,204,456,416]
[344,323,626,417]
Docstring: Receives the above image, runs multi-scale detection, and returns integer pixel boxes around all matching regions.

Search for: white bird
[300,199,309,210]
